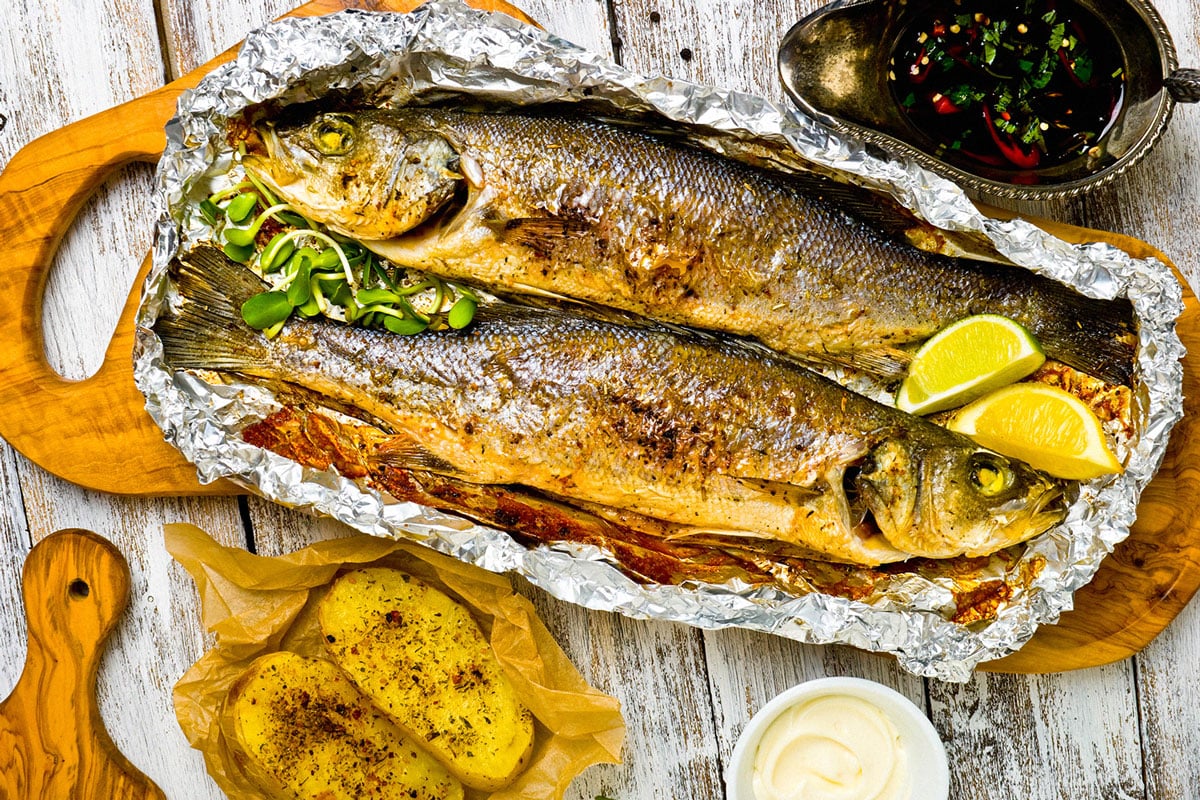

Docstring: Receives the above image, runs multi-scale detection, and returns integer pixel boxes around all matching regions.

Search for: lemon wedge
[948,383,1123,480]
[896,315,1046,415]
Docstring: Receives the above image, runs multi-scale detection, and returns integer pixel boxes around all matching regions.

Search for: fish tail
[1024,278,1137,386]
[154,246,272,372]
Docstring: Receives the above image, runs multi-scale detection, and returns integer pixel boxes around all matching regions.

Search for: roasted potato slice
[319,568,536,792]
[223,651,464,800]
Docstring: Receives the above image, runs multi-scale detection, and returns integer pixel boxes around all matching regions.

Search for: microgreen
[240,291,293,330]
[201,179,478,339]
[224,193,259,224]
[448,297,478,329]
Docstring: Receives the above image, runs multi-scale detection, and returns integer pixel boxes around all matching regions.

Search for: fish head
[852,439,1066,559]
[242,110,462,239]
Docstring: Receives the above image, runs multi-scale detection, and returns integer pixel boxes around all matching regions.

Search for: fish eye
[969,452,1013,497]
[310,114,356,156]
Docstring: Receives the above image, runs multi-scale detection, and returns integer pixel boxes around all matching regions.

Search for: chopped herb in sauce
[889,0,1125,175]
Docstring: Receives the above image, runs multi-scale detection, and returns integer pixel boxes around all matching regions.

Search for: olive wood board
[0,529,166,800]
[0,0,1194,676]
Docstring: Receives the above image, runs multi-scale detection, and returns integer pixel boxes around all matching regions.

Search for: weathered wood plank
[610,0,806,103]
[1057,8,1200,292]
[928,666,1145,799]
[159,0,612,81]
[0,442,31,701]
[0,530,168,799]
[0,1,163,141]
[517,0,612,55]
[518,578,724,800]
[245,495,355,556]
[13,465,246,798]
[159,0,299,78]
[40,168,158,381]
[0,0,161,382]
[1137,600,1200,800]
[0,3,246,798]
[1130,25,1200,765]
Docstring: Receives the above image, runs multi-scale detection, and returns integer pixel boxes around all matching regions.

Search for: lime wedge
[948,383,1123,480]
[896,314,1046,415]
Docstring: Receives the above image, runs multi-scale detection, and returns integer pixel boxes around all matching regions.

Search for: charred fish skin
[244,107,1136,386]
[154,246,1066,565]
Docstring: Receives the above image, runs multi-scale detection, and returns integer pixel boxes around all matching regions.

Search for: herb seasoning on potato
[319,568,536,792]
[223,651,464,800]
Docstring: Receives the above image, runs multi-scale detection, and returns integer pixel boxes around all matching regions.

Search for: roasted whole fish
[237,403,1028,624]
[155,246,1066,566]
[242,107,1137,385]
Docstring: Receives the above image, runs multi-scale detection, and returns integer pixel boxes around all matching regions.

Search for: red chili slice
[909,46,933,84]
[931,94,962,114]
[982,105,1041,168]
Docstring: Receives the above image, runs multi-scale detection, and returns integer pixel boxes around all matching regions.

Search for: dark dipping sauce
[889,0,1125,176]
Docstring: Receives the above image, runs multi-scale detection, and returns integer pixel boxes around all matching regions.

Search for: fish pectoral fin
[803,346,913,380]
[661,525,776,542]
[372,434,466,478]
[728,475,825,504]
[487,214,594,252]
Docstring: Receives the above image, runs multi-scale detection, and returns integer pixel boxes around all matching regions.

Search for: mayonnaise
[751,694,910,800]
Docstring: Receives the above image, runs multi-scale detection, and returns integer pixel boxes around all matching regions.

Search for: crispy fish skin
[155,247,1066,565]
[244,108,1136,385]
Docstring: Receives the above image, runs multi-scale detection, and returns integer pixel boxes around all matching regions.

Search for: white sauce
[751,695,910,800]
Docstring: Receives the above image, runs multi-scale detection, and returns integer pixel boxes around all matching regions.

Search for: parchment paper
[165,522,625,800]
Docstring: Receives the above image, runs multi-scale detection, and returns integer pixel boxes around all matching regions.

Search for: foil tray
[133,0,1185,680]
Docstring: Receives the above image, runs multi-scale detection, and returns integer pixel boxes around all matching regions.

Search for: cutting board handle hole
[41,164,156,381]
[68,579,90,600]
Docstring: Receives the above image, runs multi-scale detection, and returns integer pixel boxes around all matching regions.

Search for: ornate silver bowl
[779,0,1198,199]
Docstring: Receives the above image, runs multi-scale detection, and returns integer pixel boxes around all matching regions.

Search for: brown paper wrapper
[165,523,625,800]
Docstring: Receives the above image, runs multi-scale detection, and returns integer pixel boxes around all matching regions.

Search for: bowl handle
[1165,68,1200,103]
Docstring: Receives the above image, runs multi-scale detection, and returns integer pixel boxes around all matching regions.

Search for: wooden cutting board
[0,0,533,499]
[0,0,1195,675]
[0,530,166,800]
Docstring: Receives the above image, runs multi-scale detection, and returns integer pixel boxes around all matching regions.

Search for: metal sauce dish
[779,0,1199,199]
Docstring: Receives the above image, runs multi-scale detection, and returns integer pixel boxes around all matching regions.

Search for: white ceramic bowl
[726,676,950,800]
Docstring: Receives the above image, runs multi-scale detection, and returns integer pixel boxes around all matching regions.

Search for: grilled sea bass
[242,107,1136,385]
[155,247,1066,565]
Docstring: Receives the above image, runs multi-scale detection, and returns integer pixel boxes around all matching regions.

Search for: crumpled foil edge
[133,1,1186,681]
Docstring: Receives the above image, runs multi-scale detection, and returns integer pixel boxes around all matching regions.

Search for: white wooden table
[2,1,1199,798]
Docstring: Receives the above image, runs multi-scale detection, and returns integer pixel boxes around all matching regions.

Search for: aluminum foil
[133,0,1186,681]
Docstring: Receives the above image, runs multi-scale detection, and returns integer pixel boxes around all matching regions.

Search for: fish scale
[155,246,1066,566]
[244,107,1135,385]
